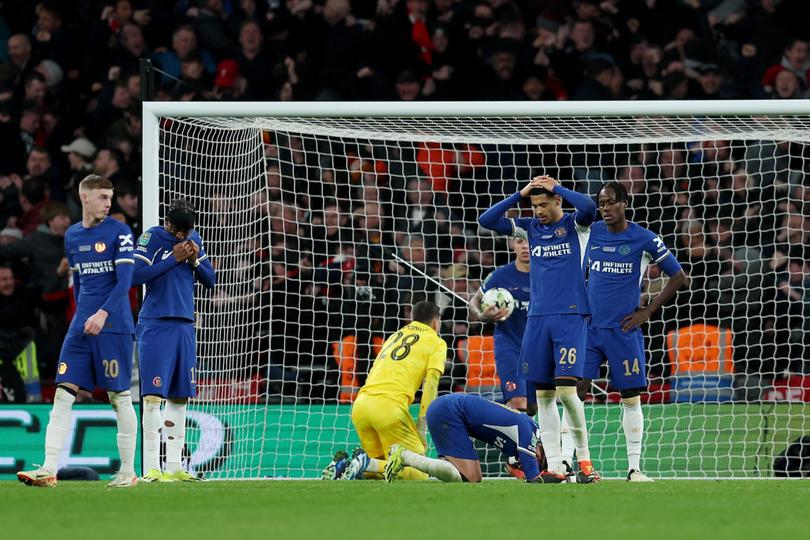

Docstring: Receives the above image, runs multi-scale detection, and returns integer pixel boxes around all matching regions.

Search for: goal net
[143,102,810,480]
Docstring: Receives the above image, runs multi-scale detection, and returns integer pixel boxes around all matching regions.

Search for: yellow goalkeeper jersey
[358,321,447,407]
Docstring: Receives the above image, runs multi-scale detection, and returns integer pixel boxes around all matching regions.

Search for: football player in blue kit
[579,181,686,482]
[18,175,138,488]
[132,199,216,482]
[384,393,546,483]
[479,175,599,483]
[471,237,535,416]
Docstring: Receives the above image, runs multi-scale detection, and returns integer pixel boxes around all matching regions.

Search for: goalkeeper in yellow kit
[323,301,447,480]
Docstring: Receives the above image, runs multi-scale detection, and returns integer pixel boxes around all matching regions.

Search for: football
[481,288,515,319]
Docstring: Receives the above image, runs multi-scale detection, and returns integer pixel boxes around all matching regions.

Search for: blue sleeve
[72,274,80,305]
[100,261,133,315]
[133,255,180,285]
[518,423,541,480]
[194,258,216,289]
[480,272,495,293]
[553,185,596,227]
[644,232,682,276]
[658,254,683,276]
[478,192,523,235]
[65,233,79,304]
[190,231,216,289]
[114,225,135,263]
[132,228,177,285]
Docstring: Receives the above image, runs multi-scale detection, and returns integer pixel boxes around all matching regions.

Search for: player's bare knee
[525,403,538,417]
[508,397,527,411]
[169,398,188,406]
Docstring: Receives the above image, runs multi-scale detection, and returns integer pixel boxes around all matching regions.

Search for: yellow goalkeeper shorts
[351,394,426,459]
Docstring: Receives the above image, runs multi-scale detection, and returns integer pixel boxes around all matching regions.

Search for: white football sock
[401,449,462,482]
[164,400,187,474]
[560,409,576,467]
[109,390,137,475]
[43,387,76,474]
[557,386,590,462]
[622,396,644,472]
[366,458,384,474]
[536,390,563,474]
[142,396,163,472]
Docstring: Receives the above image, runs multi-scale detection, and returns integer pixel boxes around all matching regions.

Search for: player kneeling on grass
[324,301,447,480]
[385,393,554,483]
[132,199,216,482]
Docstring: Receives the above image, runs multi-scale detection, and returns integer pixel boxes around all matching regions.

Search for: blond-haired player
[324,300,447,480]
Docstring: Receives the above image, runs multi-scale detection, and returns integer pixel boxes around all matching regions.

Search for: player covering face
[132,199,216,482]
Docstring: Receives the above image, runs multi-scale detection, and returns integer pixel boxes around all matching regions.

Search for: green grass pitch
[2,480,808,540]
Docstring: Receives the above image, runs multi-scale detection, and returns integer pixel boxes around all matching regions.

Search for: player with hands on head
[479,174,599,483]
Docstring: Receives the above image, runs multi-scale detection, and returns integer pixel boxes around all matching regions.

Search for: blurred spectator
[762,37,810,93]
[573,56,621,100]
[0,34,34,89]
[0,201,68,296]
[235,19,284,100]
[16,176,49,235]
[0,263,40,402]
[111,181,140,235]
[93,147,125,185]
[33,2,75,73]
[151,24,216,83]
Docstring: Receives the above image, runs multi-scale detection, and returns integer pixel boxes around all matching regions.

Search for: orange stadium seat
[667,324,734,402]
[457,336,500,395]
[332,335,384,403]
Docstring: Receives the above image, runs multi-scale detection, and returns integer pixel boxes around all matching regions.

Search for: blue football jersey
[133,226,215,321]
[65,217,135,334]
[511,212,591,316]
[454,394,541,479]
[587,221,683,328]
[480,262,529,356]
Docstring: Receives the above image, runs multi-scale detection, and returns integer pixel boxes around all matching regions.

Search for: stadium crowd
[0,0,809,403]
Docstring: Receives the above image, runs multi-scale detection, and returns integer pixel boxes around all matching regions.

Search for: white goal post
[142,100,810,480]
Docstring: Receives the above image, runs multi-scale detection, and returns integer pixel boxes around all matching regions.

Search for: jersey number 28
[379,332,421,361]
